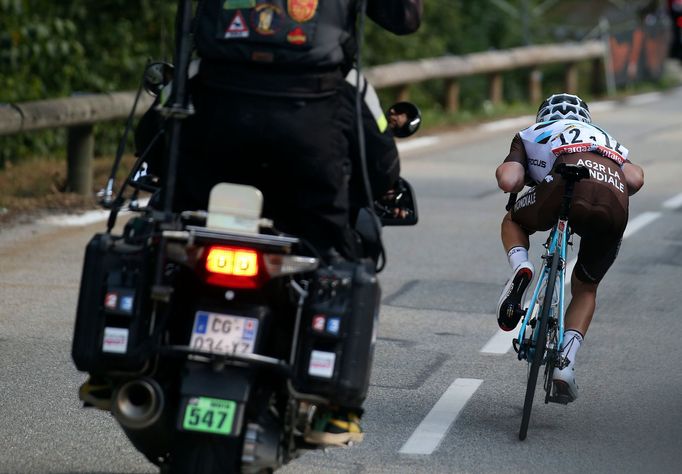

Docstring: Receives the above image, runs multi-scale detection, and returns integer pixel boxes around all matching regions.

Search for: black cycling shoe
[497,262,534,331]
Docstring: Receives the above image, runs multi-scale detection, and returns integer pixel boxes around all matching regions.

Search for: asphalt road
[1,89,681,473]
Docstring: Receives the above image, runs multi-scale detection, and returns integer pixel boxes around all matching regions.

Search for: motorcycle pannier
[72,232,155,374]
[294,260,380,407]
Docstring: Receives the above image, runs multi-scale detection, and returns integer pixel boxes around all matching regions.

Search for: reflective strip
[345,69,387,133]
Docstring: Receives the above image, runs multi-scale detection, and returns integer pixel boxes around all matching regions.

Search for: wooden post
[590,57,605,95]
[489,73,503,106]
[445,79,460,113]
[565,63,579,94]
[396,84,410,103]
[67,125,94,195]
[529,69,542,105]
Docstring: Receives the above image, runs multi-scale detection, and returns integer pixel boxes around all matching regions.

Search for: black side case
[72,232,155,375]
[294,260,380,407]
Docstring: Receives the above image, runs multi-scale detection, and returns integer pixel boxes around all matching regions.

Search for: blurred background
[0,0,679,220]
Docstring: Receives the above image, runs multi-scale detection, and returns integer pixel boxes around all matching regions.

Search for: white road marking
[38,198,151,227]
[589,100,617,113]
[39,210,110,227]
[626,92,663,106]
[623,211,662,239]
[399,378,483,455]
[565,257,577,287]
[663,193,682,210]
[397,136,440,153]
[480,329,515,354]
[480,116,535,132]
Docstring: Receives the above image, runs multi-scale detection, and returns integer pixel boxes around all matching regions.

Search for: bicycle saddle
[555,163,590,182]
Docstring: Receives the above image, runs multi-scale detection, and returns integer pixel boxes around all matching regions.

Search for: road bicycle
[506,163,590,441]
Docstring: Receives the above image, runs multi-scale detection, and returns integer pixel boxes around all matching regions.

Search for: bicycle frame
[517,217,569,360]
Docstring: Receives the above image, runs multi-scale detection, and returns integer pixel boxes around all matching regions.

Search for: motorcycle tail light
[203,246,265,289]
[263,254,318,277]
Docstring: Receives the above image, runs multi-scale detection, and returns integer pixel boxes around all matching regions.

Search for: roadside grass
[0,154,135,227]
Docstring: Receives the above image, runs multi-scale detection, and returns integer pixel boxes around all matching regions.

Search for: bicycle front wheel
[519,250,561,441]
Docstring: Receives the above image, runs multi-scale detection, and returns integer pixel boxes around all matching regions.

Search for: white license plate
[189,311,259,355]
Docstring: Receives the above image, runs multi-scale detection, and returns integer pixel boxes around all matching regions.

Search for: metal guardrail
[0,41,608,194]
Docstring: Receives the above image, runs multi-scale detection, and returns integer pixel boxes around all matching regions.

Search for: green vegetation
[0,0,669,168]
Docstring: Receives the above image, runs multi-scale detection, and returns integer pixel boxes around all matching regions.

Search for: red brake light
[203,246,266,289]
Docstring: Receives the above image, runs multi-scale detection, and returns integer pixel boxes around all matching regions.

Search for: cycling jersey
[510,153,629,284]
[507,119,629,185]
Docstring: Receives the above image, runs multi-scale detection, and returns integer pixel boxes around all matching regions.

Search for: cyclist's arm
[367,0,423,35]
[623,160,644,196]
[496,134,527,193]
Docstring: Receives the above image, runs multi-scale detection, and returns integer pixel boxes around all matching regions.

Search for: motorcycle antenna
[354,0,387,272]
[159,0,195,221]
[100,67,146,210]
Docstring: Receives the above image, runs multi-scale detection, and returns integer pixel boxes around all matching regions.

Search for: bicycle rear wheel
[519,250,560,441]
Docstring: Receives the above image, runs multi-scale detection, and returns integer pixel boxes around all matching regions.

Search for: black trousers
[173,83,357,259]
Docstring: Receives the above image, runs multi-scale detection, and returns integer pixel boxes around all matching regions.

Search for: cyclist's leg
[554,185,626,400]
[497,180,562,330]
[565,271,598,335]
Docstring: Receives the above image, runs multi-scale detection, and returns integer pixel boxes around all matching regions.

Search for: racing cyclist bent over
[495,93,644,402]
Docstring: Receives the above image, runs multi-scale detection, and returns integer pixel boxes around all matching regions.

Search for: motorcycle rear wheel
[166,435,242,474]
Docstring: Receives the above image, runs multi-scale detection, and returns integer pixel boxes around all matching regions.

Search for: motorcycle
[71,9,421,470]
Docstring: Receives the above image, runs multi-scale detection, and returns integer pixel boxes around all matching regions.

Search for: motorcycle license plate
[182,396,236,436]
[189,311,259,355]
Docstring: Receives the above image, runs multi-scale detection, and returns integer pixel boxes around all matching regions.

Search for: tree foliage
[1,0,641,165]
[0,0,175,102]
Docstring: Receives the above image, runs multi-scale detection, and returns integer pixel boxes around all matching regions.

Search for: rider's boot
[304,407,364,447]
[497,261,534,331]
[552,329,583,403]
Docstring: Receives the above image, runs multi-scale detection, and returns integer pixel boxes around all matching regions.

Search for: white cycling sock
[561,329,583,367]
[507,246,529,272]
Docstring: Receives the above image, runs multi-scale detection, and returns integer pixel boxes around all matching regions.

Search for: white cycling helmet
[536,93,591,123]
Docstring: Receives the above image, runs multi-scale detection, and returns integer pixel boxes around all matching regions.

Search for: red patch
[312,315,326,332]
[288,0,317,23]
[104,292,118,309]
[286,26,307,45]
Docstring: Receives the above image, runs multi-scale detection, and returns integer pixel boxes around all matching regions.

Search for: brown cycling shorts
[511,153,629,284]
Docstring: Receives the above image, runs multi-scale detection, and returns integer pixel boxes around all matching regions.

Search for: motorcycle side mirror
[143,62,174,97]
[386,102,422,138]
[374,177,418,226]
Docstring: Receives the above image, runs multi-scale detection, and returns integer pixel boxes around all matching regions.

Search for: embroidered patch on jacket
[223,0,255,9]
[224,10,249,39]
[252,3,283,36]
[288,0,318,23]
[286,26,307,45]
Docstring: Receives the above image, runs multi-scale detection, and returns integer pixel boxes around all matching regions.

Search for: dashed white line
[399,378,483,455]
[623,211,662,239]
[479,116,535,132]
[625,92,663,106]
[663,192,682,210]
[396,136,441,153]
[565,257,577,285]
[480,329,515,354]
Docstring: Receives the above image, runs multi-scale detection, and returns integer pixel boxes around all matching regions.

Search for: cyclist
[495,93,644,402]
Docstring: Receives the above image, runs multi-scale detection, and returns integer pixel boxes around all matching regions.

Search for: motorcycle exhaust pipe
[112,378,164,430]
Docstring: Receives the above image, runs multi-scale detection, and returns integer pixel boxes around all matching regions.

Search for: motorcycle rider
[495,93,644,402]
[157,0,423,445]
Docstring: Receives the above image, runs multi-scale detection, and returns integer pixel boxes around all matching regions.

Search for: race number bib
[549,122,628,166]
